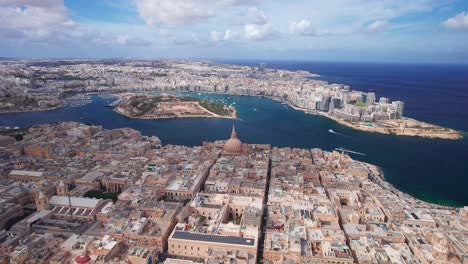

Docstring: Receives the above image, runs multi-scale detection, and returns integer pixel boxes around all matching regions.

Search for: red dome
[75,255,91,264]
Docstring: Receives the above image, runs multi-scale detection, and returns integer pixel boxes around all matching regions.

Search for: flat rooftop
[172,230,255,246]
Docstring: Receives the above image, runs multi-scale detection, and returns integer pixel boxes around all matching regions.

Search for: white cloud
[211,31,223,42]
[224,29,240,41]
[211,29,240,42]
[367,20,388,32]
[244,23,279,40]
[264,0,447,36]
[245,7,267,25]
[289,19,316,36]
[117,35,130,45]
[169,33,202,46]
[133,0,255,27]
[116,34,151,47]
[443,12,468,30]
[0,0,75,39]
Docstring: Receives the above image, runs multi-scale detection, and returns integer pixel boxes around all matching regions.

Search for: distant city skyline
[1,0,468,63]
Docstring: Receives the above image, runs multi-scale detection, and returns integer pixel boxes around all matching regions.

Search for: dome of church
[75,254,91,264]
[224,125,242,154]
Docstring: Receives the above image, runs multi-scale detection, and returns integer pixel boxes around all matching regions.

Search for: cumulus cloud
[211,31,223,42]
[223,29,240,41]
[0,0,75,39]
[244,23,279,40]
[211,29,240,42]
[289,19,316,36]
[442,12,468,30]
[366,20,388,32]
[133,0,255,27]
[245,7,267,25]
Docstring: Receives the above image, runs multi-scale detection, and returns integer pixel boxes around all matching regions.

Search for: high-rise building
[392,101,405,118]
[329,98,341,113]
[340,91,349,106]
[366,92,376,105]
[379,97,389,104]
[320,96,331,111]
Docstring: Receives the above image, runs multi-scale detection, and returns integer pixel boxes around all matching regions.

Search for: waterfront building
[379,97,389,104]
[366,92,376,105]
[393,101,405,118]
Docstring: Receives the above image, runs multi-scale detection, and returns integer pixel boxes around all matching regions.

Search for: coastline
[184,91,463,140]
[0,93,465,207]
[363,162,459,209]
[113,108,238,120]
[286,102,462,140]
[0,105,63,114]
[202,92,463,140]
[5,90,459,140]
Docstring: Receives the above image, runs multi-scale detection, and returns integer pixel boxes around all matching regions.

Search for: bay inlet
[1,93,467,207]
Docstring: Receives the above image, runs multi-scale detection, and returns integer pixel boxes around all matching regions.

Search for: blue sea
[222,60,468,132]
[1,61,467,206]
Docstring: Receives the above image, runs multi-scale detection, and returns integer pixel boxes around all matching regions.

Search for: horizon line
[1,57,468,66]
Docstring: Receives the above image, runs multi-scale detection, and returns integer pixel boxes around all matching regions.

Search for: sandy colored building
[168,223,258,261]
[8,170,44,183]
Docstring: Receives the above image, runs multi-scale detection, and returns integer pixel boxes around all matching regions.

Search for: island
[113,93,237,119]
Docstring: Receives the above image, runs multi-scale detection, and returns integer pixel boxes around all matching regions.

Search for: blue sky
[1,0,468,63]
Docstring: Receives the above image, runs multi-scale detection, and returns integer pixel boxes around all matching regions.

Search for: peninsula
[0,121,465,263]
[290,103,462,140]
[0,59,462,139]
[113,93,236,119]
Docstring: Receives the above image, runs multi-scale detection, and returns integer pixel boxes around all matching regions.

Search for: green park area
[84,190,120,202]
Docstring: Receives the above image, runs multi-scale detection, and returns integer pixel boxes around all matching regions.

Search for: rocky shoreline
[0,105,63,114]
[267,95,463,140]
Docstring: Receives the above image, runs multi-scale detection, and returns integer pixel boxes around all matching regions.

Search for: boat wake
[335,147,366,156]
[329,129,348,137]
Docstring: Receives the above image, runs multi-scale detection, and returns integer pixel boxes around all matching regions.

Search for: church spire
[231,124,237,139]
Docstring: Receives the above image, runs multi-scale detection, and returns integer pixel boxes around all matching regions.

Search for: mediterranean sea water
[1,61,467,206]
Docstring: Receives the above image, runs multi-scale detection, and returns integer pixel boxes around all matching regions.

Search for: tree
[199,215,206,224]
